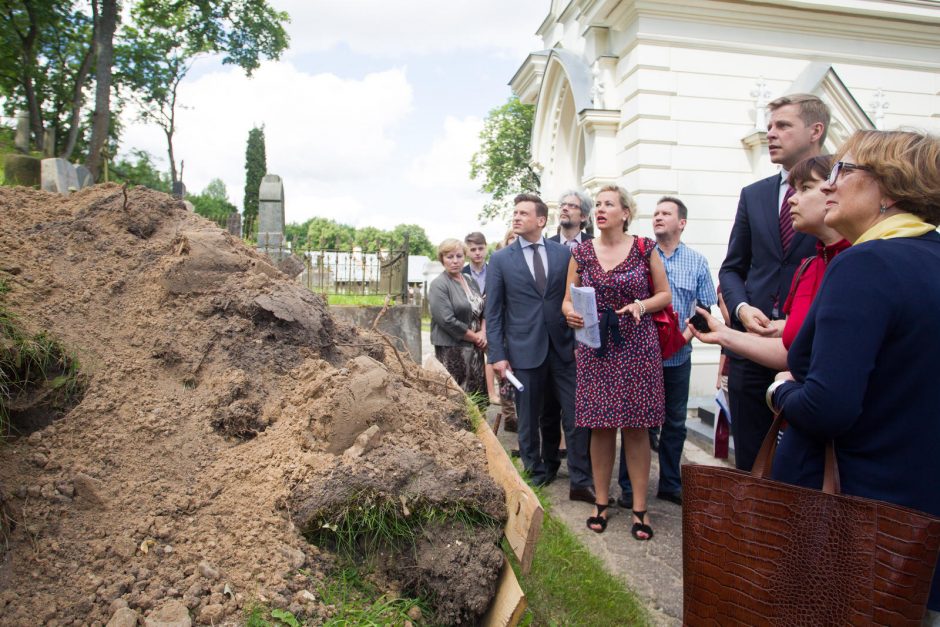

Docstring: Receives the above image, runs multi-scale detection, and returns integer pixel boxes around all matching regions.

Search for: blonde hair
[496,227,516,250]
[437,238,467,263]
[597,184,637,231]
[836,130,940,225]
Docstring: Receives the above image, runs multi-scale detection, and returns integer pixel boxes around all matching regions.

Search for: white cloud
[120,61,412,206]
[276,0,547,58]
[407,115,482,189]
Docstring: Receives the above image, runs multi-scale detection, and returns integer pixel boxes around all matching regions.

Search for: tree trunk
[62,29,96,160]
[165,77,179,185]
[12,1,44,152]
[85,0,117,180]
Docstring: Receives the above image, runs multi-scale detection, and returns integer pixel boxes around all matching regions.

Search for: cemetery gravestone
[40,158,79,195]
[75,165,93,189]
[14,112,29,153]
[226,212,242,237]
[257,174,285,257]
[4,155,41,187]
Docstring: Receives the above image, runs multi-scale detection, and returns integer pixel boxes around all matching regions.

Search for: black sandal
[586,503,609,533]
[631,510,654,541]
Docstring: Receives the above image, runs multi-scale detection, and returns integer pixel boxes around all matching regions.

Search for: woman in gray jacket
[429,238,487,396]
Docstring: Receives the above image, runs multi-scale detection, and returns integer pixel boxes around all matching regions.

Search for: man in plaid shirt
[619,196,716,508]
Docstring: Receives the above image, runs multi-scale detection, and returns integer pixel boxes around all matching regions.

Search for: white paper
[570,284,601,348]
[715,388,731,426]
[504,370,524,392]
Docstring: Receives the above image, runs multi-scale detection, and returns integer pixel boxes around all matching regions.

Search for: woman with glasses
[766,130,940,619]
[690,154,849,367]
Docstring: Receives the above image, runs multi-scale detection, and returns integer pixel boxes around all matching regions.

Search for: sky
[118,0,549,247]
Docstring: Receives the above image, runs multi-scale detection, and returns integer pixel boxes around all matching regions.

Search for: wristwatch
[765,380,788,413]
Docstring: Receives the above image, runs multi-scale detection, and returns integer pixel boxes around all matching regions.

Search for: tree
[110,148,171,192]
[469,96,540,221]
[391,224,435,257]
[118,0,289,186]
[306,217,354,250]
[188,178,236,228]
[85,0,118,179]
[243,126,266,239]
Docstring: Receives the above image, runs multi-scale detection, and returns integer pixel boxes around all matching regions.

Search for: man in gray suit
[485,194,593,499]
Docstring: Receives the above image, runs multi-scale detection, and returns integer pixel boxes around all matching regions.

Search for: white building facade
[511,0,940,396]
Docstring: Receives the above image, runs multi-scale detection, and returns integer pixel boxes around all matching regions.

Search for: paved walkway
[420,329,732,624]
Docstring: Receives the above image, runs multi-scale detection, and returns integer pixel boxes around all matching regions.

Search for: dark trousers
[514,343,592,488]
[619,358,691,496]
[727,356,776,471]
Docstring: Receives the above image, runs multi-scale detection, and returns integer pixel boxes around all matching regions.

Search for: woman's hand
[617,301,643,322]
[564,309,584,329]
[688,306,730,345]
[472,331,487,350]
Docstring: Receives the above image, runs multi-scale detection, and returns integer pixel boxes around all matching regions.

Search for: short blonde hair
[597,184,637,231]
[437,238,467,263]
[837,130,940,226]
[496,227,516,250]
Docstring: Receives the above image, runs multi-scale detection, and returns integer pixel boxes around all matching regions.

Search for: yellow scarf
[853,212,936,245]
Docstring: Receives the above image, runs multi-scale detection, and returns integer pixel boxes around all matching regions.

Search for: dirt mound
[0,185,506,625]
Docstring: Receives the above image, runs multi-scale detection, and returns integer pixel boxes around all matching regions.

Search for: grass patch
[326,294,395,306]
[244,564,430,627]
[304,488,502,558]
[506,513,651,626]
[0,293,86,436]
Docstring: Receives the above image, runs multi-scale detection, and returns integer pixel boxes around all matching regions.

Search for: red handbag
[636,237,686,359]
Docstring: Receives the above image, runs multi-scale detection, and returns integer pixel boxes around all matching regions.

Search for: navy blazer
[719,173,816,323]
[484,237,574,369]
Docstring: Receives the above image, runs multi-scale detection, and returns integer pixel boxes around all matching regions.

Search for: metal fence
[257,236,410,303]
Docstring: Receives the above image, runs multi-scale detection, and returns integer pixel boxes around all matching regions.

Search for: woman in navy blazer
[767,130,940,616]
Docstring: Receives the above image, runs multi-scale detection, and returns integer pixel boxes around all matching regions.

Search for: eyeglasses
[559,202,581,210]
[827,161,872,186]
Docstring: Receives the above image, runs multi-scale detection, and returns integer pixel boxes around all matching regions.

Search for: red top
[782,239,851,350]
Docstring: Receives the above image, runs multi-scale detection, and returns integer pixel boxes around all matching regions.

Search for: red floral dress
[572,238,665,429]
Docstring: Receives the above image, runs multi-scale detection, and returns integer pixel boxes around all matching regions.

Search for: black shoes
[656,491,682,506]
[569,486,596,503]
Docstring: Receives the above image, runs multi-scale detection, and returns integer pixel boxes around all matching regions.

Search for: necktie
[531,243,547,294]
[779,186,796,254]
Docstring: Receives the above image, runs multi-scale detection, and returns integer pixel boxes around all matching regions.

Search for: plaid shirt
[656,241,717,366]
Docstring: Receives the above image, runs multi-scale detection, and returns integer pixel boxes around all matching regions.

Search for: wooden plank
[476,416,544,574]
[481,558,528,627]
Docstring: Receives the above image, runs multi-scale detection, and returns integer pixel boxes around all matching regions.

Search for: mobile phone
[689,301,711,332]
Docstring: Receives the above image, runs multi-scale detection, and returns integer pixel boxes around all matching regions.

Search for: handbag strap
[635,236,654,291]
[751,412,840,494]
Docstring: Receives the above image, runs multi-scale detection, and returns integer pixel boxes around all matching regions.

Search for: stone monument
[40,158,79,195]
[257,174,285,257]
[226,212,242,237]
[74,165,93,189]
[14,112,30,154]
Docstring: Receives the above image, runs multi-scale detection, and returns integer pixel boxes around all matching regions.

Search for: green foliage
[0,299,86,436]
[110,149,171,193]
[244,126,267,238]
[470,96,540,221]
[325,294,391,306]
[391,223,435,257]
[318,565,430,627]
[505,513,651,626]
[188,178,236,228]
[245,605,301,627]
[305,489,501,558]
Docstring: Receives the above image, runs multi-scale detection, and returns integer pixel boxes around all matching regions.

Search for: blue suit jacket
[484,237,574,369]
[719,173,817,323]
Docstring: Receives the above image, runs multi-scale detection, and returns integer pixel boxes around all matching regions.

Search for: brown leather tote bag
[682,415,940,626]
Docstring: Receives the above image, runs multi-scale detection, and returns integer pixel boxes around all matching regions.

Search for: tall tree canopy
[243,125,266,239]
[0,0,289,181]
[189,178,236,228]
[469,96,540,221]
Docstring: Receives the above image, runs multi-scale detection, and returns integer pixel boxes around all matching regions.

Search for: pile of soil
[0,185,506,626]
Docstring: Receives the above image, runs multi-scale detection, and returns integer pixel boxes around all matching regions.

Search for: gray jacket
[429,272,482,347]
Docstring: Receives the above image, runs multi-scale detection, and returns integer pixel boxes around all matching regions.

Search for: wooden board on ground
[476,415,544,574]
[481,558,528,627]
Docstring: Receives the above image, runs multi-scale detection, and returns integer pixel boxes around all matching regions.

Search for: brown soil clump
[0,185,506,625]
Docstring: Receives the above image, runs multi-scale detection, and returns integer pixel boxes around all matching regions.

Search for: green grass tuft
[0,300,86,436]
[305,488,501,558]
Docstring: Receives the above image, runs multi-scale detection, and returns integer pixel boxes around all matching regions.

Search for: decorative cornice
[578,109,621,133]
[741,130,768,150]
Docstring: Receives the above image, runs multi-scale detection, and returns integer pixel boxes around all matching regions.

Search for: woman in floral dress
[562,185,670,539]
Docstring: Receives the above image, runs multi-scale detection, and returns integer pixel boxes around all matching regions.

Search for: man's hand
[492,360,510,379]
[738,305,776,336]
